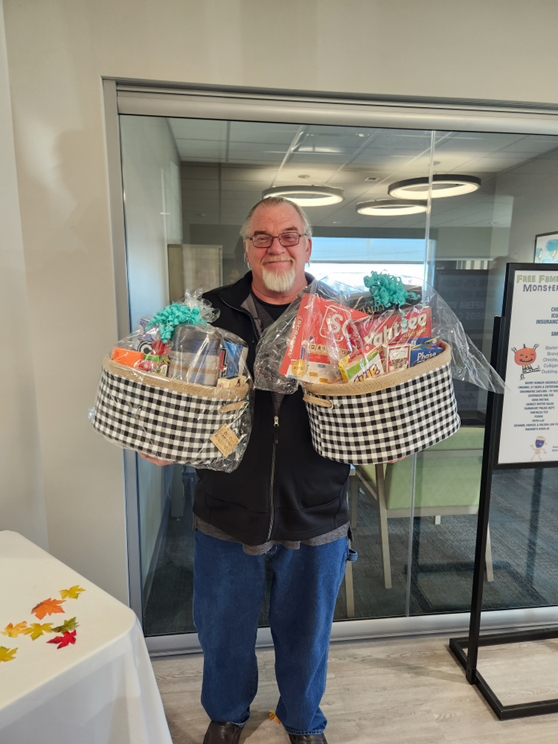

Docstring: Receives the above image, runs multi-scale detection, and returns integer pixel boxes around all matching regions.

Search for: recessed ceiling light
[358,133,365,137]
[364,176,379,182]
[332,221,342,224]
[388,174,481,200]
[262,185,344,207]
[356,199,428,216]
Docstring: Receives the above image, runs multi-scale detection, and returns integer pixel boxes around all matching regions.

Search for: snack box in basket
[384,344,410,372]
[280,295,369,382]
[339,345,384,383]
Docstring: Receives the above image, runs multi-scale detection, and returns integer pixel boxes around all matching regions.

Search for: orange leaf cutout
[2,622,28,638]
[32,598,65,620]
[268,711,281,725]
[59,586,85,600]
[0,646,17,662]
[25,623,54,640]
[47,630,76,649]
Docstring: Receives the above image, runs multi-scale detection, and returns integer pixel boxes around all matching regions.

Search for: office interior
[3,1,558,736]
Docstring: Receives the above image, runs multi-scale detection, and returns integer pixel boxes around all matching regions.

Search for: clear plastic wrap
[254,273,504,465]
[89,291,252,472]
[254,275,504,394]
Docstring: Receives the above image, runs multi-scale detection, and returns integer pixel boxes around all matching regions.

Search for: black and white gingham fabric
[90,367,251,472]
[305,361,460,464]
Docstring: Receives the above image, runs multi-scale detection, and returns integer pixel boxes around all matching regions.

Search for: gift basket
[90,291,252,472]
[255,273,504,465]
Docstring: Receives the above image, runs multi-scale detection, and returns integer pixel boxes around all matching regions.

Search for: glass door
[114,95,558,645]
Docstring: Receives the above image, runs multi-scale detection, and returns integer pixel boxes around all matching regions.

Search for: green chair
[353,426,493,589]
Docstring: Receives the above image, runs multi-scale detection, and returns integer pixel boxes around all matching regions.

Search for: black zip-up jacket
[194,272,350,545]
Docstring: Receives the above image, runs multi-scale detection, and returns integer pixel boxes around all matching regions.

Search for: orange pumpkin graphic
[514,345,537,366]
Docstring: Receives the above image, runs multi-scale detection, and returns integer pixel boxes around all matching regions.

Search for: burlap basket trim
[302,341,451,399]
[103,356,250,400]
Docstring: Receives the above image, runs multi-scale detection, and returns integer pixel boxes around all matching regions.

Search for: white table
[0,531,173,744]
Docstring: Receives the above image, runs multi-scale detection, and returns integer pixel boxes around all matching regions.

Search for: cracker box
[339,346,384,383]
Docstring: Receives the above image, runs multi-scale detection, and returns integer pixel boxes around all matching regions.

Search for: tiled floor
[153,635,558,743]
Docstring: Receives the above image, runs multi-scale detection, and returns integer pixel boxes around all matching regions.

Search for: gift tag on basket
[210,424,240,457]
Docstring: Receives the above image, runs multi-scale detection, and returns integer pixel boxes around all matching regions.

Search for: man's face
[244,202,312,294]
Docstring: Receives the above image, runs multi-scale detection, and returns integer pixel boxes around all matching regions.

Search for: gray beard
[262,264,296,293]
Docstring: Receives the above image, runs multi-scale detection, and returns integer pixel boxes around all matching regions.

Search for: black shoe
[203,720,243,744]
[288,735,328,744]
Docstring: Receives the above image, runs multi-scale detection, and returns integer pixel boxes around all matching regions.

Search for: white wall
[3,0,558,601]
[0,1,48,547]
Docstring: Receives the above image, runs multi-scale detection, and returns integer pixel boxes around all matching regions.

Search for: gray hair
[240,197,313,241]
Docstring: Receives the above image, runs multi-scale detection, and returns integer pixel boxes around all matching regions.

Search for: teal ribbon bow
[146,304,201,343]
[363,272,420,313]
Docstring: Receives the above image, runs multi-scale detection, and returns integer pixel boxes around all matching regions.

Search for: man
[146,197,354,744]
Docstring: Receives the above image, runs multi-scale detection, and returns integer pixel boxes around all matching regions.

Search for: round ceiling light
[262,185,344,207]
[356,199,428,216]
[388,174,481,200]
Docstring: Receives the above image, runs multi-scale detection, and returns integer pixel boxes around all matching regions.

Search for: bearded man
[145,197,355,744]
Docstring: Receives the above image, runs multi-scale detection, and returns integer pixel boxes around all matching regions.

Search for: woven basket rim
[102,356,250,400]
[302,341,451,398]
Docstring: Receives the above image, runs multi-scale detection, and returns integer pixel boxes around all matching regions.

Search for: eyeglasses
[249,231,306,249]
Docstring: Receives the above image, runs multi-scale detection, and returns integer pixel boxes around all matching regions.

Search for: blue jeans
[193,530,357,735]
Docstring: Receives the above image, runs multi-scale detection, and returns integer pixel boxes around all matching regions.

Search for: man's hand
[139,453,174,466]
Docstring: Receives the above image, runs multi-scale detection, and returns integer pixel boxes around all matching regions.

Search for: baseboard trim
[146,605,558,657]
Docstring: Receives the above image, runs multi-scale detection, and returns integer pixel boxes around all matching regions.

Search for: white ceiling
[168,119,558,229]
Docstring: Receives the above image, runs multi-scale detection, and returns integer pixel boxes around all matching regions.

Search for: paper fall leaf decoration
[268,711,281,725]
[2,622,28,638]
[47,630,76,649]
[25,623,54,641]
[0,646,17,662]
[52,617,79,633]
[32,598,65,620]
[59,586,85,600]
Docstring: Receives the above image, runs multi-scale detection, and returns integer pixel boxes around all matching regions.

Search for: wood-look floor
[153,635,558,744]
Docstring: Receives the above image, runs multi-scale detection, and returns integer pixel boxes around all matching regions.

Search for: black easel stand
[449,315,558,720]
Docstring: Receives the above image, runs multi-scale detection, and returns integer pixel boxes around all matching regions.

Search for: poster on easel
[497,264,558,467]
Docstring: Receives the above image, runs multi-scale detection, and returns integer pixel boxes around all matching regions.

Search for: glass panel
[119,114,437,634]
[119,113,558,637]
[408,130,558,615]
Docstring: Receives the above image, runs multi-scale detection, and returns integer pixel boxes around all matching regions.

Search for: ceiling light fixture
[388,174,481,200]
[262,185,344,207]
[356,199,428,216]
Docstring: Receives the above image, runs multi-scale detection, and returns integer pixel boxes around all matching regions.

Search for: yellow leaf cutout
[2,622,28,638]
[52,617,78,633]
[25,623,54,640]
[59,586,85,600]
[0,646,17,662]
